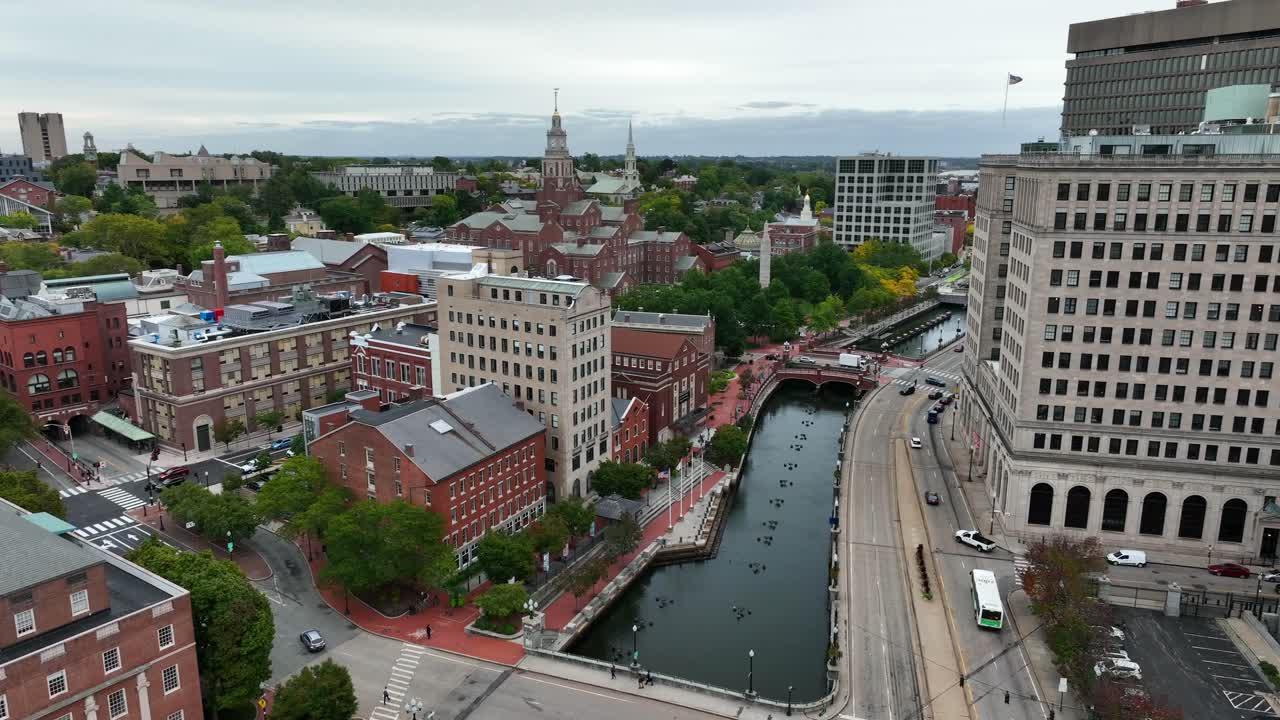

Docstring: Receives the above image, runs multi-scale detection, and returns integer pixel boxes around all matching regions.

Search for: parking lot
[1114,606,1276,719]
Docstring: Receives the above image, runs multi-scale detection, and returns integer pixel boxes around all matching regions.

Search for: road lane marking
[1194,645,1241,652]
[400,644,426,655]
[1213,674,1264,683]
[1186,632,1227,640]
[1202,659,1251,669]
[516,675,631,702]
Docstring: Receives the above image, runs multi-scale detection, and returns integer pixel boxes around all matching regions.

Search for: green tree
[0,470,64,517]
[53,162,97,198]
[809,295,842,336]
[255,456,327,527]
[294,486,351,544]
[547,495,595,537]
[428,193,461,227]
[706,425,748,468]
[128,539,273,717]
[0,242,61,271]
[0,212,37,229]
[474,529,536,583]
[323,500,455,597]
[253,451,272,472]
[475,583,528,622]
[188,217,254,268]
[526,514,569,554]
[43,253,145,280]
[269,660,357,720]
[0,394,36,455]
[254,409,285,439]
[565,556,607,609]
[64,214,170,265]
[213,418,246,451]
[160,484,259,545]
[602,512,643,562]
[94,184,157,217]
[590,461,655,500]
[289,433,307,456]
[431,156,456,171]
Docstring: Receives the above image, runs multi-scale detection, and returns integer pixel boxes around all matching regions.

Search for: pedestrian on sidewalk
[646,670,653,686]
[638,674,644,690]
[610,664,616,679]
[383,687,390,704]
[425,624,432,640]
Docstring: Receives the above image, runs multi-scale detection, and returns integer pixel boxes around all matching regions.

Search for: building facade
[436,274,611,501]
[833,154,939,259]
[610,327,709,443]
[18,112,67,162]
[0,499,203,720]
[963,139,1280,561]
[306,384,547,567]
[0,179,58,209]
[610,396,649,464]
[130,295,434,452]
[766,195,821,255]
[178,247,368,311]
[610,311,716,362]
[116,147,274,212]
[0,292,130,430]
[0,155,37,184]
[312,166,461,210]
[350,323,438,402]
[935,193,976,220]
[1064,0,1280,136]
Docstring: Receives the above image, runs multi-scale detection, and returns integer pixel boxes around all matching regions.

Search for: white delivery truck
[838,353,864,369]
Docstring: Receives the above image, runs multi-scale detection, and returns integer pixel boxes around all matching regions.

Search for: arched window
[1102,489,1129,532]
[1064,486,1092,529]
[546,260,559,277]
[1218,499,1248,543]
[63,347,75,362]
[35,351,47,365]
[1027,483,1054,525]
[52,349,63,363]
[1139,492,1167,536]
[56,369,78,389]
[1178,495,1208,539]
[27,373,50,394]
[22,353,33,368]
[510,266,519,274]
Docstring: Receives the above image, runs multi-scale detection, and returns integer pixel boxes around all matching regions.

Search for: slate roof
[350,384,545,482]
[628,229,681,244]
[292,236,365,265]
[551,242,606,258]
[457,211,546,233]
[0,269,42,300]
[562,200,596,216]
[0,503,99,596]
[599,206,627,223]
[600,271,626,289]
[675,255,699,272]
[612,327,695,359]
[233,250,325,275]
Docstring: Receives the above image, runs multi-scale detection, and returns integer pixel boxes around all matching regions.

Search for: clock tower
[537,89,582,209]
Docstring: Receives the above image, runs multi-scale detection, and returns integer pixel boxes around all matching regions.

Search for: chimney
[267,233,290,251]
[317,229,336,240]
[346,232,355,241]
[724,228,733,244]
[404,443,414,457]
[212,241,229,309]
[176,263,184,276]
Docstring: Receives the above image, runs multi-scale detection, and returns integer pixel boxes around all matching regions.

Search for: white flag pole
[1003,74,1010,128]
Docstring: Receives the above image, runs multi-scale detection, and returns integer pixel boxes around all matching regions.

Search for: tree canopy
[474,529,536,583]
[0,470,64,517]
[705,425,749,468]
[269,660,358,720]
[322,499,454,597]
[591,461,655,500]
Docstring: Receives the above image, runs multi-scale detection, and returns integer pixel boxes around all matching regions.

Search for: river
[875,306,965,359]
[568,382,855,702]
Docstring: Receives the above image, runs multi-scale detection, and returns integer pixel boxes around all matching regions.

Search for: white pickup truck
[954,529,997,553]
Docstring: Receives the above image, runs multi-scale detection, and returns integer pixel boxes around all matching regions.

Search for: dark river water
[865,306,966,358]
[569,382,855,702]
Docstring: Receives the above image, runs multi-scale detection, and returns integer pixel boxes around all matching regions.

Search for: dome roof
[734,229,760,251]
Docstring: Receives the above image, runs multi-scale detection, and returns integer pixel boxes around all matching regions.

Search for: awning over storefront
[90,411,154,443]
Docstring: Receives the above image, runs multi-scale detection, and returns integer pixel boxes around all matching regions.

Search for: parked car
[300,629,326,652]
[899,384,916,396]
[955,529,996,552]
[910,437,923,449]
[925,490,941,506]
[928,390,943,400]
[1262,570,1280,584]
[1106,550,1148,567]
[940,394,954,406]
[1092,624,1126,641]
[154,466,190,488]
[925,377,947,387]
[270,437,294,451]
[953,345,964,353]
[1208,563,1252,578]
[1094,658,1142,680]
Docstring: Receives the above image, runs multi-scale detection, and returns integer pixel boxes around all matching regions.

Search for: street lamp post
[402,697,424,720]
[787,685,794,715]
[746,649,755,697]
[631,623,639,669]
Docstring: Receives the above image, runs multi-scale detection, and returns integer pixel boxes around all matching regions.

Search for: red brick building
[610,396,649,463]
[934,210,968,254]
[0,179,58,209]
[291,237,389,294]
[611,327,709,442]
[177,245,368,311]
[306,383,547,567]
[935,193,976,219]
[350,322,436,402]
[692,239,740,273]
[0,499,203,720]
[0,291,131,431]
[611,311,716,363]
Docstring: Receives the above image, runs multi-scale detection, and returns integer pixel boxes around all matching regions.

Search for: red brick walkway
[130,507,272,581]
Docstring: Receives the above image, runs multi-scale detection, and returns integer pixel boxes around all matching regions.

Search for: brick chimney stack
[212,241,229,309]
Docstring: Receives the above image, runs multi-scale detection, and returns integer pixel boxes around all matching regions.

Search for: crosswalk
[891,369,962,387]
[57,473,148,498]
[1013,554,1031,589]
[98,486,147,511]
[73,515,138,538]
[58,486,90,498]
[369,644,428,720]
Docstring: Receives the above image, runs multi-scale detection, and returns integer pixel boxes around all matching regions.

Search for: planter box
[465,620,523,640]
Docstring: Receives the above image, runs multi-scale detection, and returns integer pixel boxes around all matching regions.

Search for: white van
[1106,550,1147,567]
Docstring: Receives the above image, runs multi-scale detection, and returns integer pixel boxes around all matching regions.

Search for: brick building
[0,499,203,720]
[290,237,389,294]
[350,322,438,402]
[447,104,702,295]
[611,327,709,443]
[610,396,649,463]
[610,311,716,363]
[935,192,976,220]
[306,383,547,567]
[692,238,740,273]
[129,291,434,453]
[177,246,369,311]
[934,210,968,255]
[765,195,820,255]
[0,179,57,210]
[0,290,130,432]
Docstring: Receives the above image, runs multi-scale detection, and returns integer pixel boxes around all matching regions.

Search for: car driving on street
[1207,562,1252,578]
[954,529,996,552]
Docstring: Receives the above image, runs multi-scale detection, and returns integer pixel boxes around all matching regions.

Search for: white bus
[970,569,1004,630]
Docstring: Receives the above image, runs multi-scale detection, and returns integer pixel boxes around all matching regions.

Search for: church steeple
[537,88,583,209]
[623,119,639,187]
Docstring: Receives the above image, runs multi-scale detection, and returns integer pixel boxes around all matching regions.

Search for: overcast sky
[3,0,1173,157]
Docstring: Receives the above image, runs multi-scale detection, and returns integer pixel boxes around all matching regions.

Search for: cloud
[738,101,817,110]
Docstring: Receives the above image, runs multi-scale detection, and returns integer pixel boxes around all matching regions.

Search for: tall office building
[963,130,1280,560]
[17,112,68,162]
[832,154,939,261]
[1064,0,1280,136]
[436,273,611,502]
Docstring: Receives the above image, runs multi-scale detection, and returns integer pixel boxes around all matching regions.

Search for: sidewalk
[129,505,272,581]
[1006,591,1081,720]
[152,421,304,467]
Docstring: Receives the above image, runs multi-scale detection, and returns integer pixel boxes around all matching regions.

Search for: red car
[1208,563,1252,578]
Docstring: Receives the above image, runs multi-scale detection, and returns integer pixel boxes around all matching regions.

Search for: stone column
[136,670,153,720]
